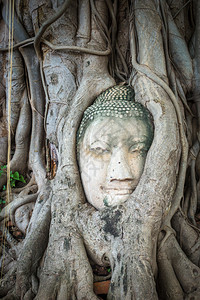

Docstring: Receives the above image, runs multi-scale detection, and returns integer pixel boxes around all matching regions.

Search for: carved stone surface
[77,85,154,209]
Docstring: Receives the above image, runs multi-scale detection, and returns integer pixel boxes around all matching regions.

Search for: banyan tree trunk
[0,0,200,299]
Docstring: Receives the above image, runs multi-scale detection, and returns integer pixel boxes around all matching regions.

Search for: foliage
[0,166,26,211]
[0,165,6,176]
[107,267,111,273]
[0,165,26,191]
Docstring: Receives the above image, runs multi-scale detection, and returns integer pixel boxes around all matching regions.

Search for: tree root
[35,223,99,300]
[172,210,200,266]
[0,37,111,56]
[34,0,73,60]
[1,2,46,187]
[0,265,17,298]
[14,175,37,195]
[75,203,111,266]
[0,87,31,191]
[14,190,51,298]
[158,233,200,299]
[167,3,193,90]
[42,39,111,55]
[0,193,38,224]
[2,2,46,187]
[17,184,38,196]
[32,194,99,299]
[130,6,188,228]
[0,226,19,249]
[9,90,31,173]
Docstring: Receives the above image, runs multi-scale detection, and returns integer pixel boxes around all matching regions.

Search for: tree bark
[0,0,200,299]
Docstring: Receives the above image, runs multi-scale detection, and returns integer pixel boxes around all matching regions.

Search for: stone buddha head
[77,85,154,210]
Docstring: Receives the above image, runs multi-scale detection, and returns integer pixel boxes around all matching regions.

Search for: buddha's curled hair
[77,85,154,145]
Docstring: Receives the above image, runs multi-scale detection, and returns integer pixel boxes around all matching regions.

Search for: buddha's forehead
[83,116,149,144]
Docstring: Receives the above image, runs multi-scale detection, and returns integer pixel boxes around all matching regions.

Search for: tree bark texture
[0,0,200,299]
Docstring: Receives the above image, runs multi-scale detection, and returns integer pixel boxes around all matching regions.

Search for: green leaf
[0,165,7,177]
[19,175,26,183]
[0,168,26,191]
[107,268,111,273]
[10,181,15,188]
[13,171,20,180]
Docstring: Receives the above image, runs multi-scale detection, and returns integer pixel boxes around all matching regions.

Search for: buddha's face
[78,117,152,210]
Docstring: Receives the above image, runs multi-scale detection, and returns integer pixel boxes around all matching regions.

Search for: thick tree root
[0,265,17,298]
[35,203,99,300]
[0,89,31,190]
[0,193,38,224]
[14,189,52,299]
[172,210,200,266]
[2,1,46,187]
[158,233,200,299]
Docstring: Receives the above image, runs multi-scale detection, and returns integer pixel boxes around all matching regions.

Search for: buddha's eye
[90,146,110,155]
[129,144,147,153]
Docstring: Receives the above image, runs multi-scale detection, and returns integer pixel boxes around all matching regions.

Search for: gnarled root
[0,265,17,298]
[0,89,31,190]
[172,210,200,266]
[13,188,52,299]
[35,228,98,300]
[157,232,200,299]
[0,193,38,225]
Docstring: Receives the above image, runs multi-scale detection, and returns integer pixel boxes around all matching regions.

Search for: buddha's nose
[107,148,133,181]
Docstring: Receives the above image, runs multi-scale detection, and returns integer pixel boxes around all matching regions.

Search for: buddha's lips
[101,186,135,195]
